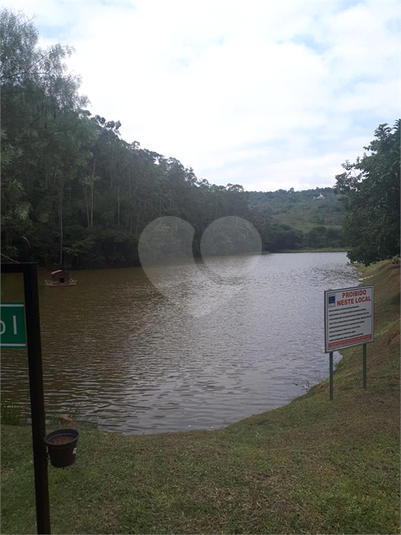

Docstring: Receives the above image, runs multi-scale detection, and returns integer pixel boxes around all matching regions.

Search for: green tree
[335,121,400,265]
[305,226,328,248]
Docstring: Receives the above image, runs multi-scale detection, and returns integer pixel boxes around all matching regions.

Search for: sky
[3,0,400,191]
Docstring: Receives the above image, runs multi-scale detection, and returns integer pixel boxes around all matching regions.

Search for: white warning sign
[324,285,374,353]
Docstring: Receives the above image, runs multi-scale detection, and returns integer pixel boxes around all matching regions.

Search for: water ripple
[1,252,358,433]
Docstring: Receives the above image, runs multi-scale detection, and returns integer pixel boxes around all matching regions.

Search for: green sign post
[1,303,27,348]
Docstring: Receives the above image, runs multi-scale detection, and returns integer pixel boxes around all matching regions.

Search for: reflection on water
[1,252,358,434]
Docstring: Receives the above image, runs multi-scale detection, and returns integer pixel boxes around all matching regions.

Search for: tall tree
[1,9,89,264]
[335,120,400,265]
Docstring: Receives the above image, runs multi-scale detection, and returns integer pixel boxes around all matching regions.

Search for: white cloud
[3,0,400,191]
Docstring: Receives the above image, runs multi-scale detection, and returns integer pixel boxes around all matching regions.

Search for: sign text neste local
[324,285,374,353]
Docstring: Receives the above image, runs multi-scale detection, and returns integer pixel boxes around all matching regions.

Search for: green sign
[0,303,27,348]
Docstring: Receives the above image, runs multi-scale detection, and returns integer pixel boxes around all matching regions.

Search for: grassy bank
[2,260,399,534]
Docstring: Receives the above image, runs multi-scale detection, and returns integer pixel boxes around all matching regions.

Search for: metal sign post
[1,263,51,534]
[363,343,367,389]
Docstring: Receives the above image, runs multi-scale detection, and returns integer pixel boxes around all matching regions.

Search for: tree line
[1,9,249,268]
[1,10,397,269]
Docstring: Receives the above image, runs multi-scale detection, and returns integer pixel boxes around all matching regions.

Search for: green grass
[1,402,23,426]
[1,260,399,534]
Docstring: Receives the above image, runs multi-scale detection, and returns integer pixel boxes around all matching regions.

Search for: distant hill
[246,187,347,251]
[246,187,346,232]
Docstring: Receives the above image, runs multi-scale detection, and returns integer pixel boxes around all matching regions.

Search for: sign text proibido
[324,285,374,353]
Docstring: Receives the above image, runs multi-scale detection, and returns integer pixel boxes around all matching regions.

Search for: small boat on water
[45,270,77,287]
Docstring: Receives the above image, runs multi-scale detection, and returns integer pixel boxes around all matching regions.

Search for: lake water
[1,252,358,434]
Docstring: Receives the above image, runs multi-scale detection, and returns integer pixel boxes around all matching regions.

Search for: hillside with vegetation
[248,187,345,229]
[246,187,347,251]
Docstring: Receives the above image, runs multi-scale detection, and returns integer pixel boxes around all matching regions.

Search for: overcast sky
[4,0,400,191]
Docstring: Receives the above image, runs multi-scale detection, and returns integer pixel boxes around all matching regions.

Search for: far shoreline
[277,247,348,253]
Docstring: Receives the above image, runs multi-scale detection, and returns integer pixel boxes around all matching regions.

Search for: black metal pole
[329,351,334,400]
[363,343,367,389]
[23,264,51,534]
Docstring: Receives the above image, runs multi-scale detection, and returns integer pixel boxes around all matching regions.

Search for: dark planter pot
[44,429,79,468]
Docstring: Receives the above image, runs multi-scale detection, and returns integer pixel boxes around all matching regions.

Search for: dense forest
[1,10,398,269]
